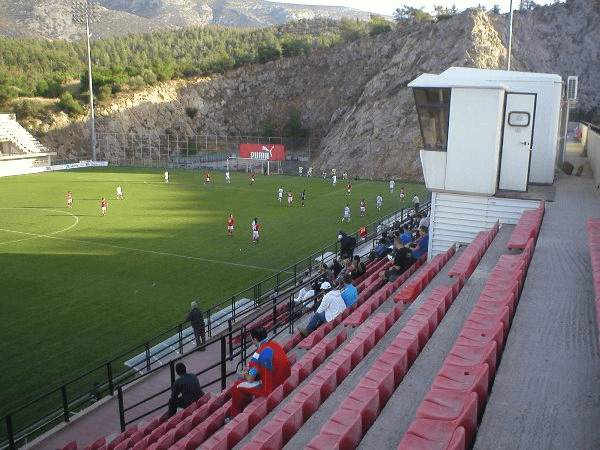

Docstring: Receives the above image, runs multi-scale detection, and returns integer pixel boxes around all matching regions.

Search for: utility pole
[72,1,99,161]
[507,0,514,71]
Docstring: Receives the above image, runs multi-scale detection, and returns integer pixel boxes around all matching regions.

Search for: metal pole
[507,0,514,71]
[73,1,98,161]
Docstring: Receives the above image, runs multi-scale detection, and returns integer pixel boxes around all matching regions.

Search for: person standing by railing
[186,301,205,350]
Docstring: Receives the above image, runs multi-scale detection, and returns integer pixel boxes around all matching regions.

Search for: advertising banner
[239,144,285,161]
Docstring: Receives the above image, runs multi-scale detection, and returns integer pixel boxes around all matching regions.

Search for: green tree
[59,91,83,115]
[283,110,309,139]
[368,16,392,36]
[262,115,278,137]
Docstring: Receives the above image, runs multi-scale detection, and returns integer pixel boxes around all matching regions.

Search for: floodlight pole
[73,1,98,161]
[507,0,514,71]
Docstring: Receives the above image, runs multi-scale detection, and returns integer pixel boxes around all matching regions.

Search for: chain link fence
[96,133,314,173]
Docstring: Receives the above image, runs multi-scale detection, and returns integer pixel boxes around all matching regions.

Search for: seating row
[506,201,545,250]
[398,236,536,450]
[447,222,499,279]
[242,314,393,450]
[306,271,466,449]
[586,218,600,346]
[394,248,455,304]
[344,259,420,327]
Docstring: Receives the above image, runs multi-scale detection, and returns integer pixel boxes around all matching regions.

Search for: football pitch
[0,166,428,417]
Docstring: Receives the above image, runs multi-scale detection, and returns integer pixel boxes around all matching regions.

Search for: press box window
[508,111,530,127]
[413,87,451,151]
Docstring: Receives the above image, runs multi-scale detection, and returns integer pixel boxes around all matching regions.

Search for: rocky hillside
[0,0,375,40]
[39,0,600,181]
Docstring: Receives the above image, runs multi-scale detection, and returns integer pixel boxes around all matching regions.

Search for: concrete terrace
[24,139,600,450]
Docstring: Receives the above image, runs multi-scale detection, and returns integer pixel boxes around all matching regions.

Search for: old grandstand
[12,134,600,450]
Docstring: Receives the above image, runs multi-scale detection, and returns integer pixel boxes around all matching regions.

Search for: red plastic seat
[339,388,380,434]
[389,331,419,365]
[311,367,338,401]
[457,322,505,355]
[293,382,322,419]
[444,341,497,383]
[379,346,409,385]
[398,419,466,450]
[318,409,363,449]
[358,363,396,406]
[432,363,490,416]
[275,401,305,444]
[416,389,478,445]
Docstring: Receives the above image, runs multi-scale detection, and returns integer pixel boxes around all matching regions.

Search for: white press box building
[407,67,565,257]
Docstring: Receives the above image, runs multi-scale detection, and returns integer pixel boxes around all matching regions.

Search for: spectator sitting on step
[380,238,414,283]
[340,274,358,307]
[349,255,366,281]
[370,231,394,261]
[167,362,204,418]
[410,226,429,260]
[400,225,413,246]
[299,282,346,337]
[229,327,291,419]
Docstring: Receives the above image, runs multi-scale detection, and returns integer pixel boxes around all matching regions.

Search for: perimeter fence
[95,133,313,171]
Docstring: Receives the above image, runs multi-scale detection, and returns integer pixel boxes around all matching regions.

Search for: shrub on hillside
[58,92,83,115]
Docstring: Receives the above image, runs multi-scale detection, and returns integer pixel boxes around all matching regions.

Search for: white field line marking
[0,209,283,272]
[0,208,79,245]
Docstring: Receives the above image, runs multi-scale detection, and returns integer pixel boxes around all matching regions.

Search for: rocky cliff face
[40,0,600,180]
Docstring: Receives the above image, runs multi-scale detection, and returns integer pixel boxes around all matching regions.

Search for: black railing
[1,202,430,450]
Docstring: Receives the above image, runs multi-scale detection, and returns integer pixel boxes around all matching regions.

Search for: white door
[498,93,536,191]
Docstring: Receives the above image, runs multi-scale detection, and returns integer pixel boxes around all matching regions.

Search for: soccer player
[164,171,169,184]
[359,198,366,217]
[298,166,303,176]
[307,167,313,177]
[346,182,352,196]
[301,190,306,207]
[227,214,235,237]
[287,190,294,206]
[101,198,107,216]
[225,171,231,183]
[65,191,73,208]
[376,193,383,211]
[342,204,351,223]
[204,171,211,184]
[332,174,337,188]
[116,185,123,199]
[252,218,260,244]
[277,186,284,203]
[250,172,256,184]
[389,178,395,193]
[399,186,406,201]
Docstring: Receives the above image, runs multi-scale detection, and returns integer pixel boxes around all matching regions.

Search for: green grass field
[0,166,428,418]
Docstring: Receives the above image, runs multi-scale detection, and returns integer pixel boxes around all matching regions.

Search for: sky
[283,0,561,17]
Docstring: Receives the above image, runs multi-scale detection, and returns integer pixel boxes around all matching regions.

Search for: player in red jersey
[204,171,211,185]
[359,198,367,217]
[101,198,107,216]
[227,214,235,237]
[346,182,352,196]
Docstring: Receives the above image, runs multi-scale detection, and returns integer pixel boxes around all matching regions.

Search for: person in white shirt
[299,282,345,336]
